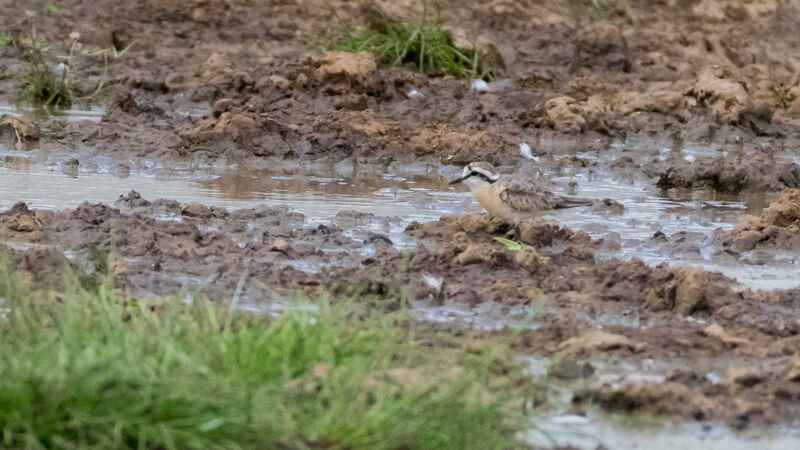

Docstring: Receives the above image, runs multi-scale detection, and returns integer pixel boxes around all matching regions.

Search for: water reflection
[0,149,795,289]
[0,104,104,123]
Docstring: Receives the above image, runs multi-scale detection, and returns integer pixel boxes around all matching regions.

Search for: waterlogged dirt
[3,191,800,434]
[0,0,800,188]
[3,0,800,444]
[716,189,800,253]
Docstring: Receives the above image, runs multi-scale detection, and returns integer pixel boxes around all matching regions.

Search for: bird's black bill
[449,175,467,185]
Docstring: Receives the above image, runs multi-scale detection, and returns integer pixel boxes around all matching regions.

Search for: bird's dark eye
[470,171,480,177]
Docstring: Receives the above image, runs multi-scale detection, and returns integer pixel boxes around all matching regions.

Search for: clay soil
[4,0,800,435]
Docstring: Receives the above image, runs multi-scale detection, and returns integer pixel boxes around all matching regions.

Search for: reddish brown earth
[3,0,800,432]
[1,0,800,188]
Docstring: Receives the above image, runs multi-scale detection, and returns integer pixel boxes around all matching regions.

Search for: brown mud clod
[717,189,800,252]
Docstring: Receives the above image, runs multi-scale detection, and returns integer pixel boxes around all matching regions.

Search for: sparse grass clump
[21,61,75,106]
[328,10,492,79]
[0,262,531,449]
[8,13,130,108]
[16,33,76,106]
[0,33,11,53]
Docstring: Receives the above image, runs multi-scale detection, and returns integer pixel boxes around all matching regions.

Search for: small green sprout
[494,237,522,251]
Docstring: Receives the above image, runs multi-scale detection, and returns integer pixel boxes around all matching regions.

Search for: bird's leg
[513,223,522,242]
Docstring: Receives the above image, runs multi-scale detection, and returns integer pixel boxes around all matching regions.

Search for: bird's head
[449,162,499,191]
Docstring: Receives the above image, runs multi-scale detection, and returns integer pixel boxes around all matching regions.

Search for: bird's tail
[554,197,594,209]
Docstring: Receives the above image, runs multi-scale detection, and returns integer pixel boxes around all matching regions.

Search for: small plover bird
[449,161,593,239]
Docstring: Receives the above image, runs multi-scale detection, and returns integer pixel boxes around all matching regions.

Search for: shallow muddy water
[527,413,800,449]
[553,172,797,291]
[519,354,800,449]
[2,146,796,290]
[0,150,471,249]
[0,104,105,123]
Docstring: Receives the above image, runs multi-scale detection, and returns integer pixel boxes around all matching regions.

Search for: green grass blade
[493,237,522,251]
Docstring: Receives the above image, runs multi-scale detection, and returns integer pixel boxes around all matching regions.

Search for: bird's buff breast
[474,185,517,222]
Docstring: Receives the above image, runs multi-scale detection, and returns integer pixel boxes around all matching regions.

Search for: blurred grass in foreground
[0,260,532,449]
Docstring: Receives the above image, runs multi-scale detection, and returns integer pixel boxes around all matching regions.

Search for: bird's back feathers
[498,175,592,214]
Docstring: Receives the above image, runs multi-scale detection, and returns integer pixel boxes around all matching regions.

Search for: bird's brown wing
[499,177,593,213]
[498,177,562,213]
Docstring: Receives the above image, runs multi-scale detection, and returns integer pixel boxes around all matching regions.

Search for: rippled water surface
[1,144,796,289]
[3,138,800,448]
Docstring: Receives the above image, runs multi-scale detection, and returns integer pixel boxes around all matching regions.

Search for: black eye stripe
[467,170,496,184]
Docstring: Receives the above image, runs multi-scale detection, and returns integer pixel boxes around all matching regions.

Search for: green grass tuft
[0,33,11,53]
[10,25,128,107]
[45,0,60,14]
[328,11,492,79]
[21,63,75,106]
[14,33,75,106]
[0,261,532,449]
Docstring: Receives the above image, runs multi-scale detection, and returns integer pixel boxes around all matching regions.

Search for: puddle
[1,104,104,123]
[1,144,797,290]
[408,300,535,331]
[0,152,471,249]
[517,353,800,449]
[552,173,797,290]
[526,413,800,449]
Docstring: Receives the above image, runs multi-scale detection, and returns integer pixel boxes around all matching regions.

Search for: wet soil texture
[0,0,799,188]
[4,192,800,431]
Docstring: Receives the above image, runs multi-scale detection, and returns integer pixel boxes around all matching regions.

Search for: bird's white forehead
[463,164,496,179]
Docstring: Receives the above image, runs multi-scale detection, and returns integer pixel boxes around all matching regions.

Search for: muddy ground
[4,190,800,430]
[2,0,800,189]
[3,0,800,437]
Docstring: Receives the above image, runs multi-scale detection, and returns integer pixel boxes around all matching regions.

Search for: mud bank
[716,189,800,252]
[361,213,800,429]
[1,0,800,195]
[3,195,800,429]
[0,193,377,299]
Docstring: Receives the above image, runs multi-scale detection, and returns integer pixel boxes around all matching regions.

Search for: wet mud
[3,0,800,439]
[716,189,800,253]
[0,0,799,189]
[4,195,800,430]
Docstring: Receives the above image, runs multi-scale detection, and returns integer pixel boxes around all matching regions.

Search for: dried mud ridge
[4,0,800,194]
[3,192,800,430]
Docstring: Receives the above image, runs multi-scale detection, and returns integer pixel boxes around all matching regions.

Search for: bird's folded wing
[498,179,563,212]
[553,196,594,209]
[500,178,593,212]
